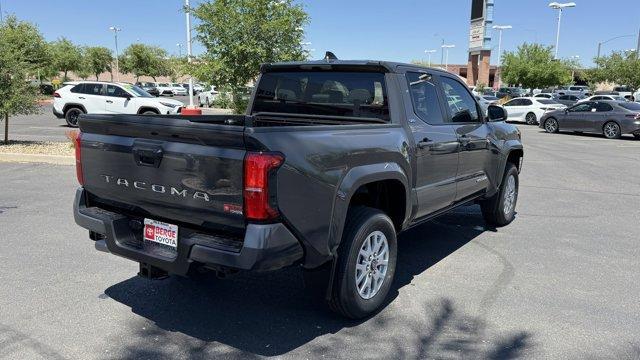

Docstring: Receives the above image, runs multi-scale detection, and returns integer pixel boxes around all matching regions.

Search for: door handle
[459,135,471,145]
[106,100,113,103]
[417,138,435,149]
[78,96,85,99]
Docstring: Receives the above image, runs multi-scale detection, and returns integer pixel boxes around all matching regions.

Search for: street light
[492,25,512,91]
[184,0,195,110]
[441,44,455,72]
[548,2,576,59]
[596,34,634,59]
[424,49,436,67]
[109,26,121,81]
[176,43,183,57]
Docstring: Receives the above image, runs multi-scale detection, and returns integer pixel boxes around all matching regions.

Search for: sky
[2,0,639,67]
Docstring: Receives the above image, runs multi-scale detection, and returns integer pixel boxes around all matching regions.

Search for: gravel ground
[0,140,73,156]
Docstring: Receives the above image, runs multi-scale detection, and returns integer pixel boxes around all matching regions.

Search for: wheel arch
[328,163,410,257]
[137,106,160,114]
[62,103,87,115]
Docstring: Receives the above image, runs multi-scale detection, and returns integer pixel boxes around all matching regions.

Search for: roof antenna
[324,51,338,61]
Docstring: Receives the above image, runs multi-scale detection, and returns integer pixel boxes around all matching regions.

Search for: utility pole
[441,44,455,72]
[440,38,445,67]
[492,25,512,92]
[636,27,640,58]
[424,50,436,67]
[109,26,121,81]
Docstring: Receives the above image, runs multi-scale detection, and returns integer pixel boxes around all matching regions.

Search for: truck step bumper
[73,188,304,275]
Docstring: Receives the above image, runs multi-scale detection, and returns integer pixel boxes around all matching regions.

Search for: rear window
[619,102,640,111]
[252,71,389,121]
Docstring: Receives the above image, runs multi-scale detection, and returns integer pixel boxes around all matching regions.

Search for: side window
[84,83,104,96]
[405,72,445,124]
[591,96,602,101]
[504,99,520,107]
[570,103,592,112]
[594,102,613,112]
[440,76,480,123]
[70,84,85,93]
[521,99,533,106]
[559,95,569,100]
[106,85,129,98]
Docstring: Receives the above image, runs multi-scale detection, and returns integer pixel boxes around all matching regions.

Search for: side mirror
[487,105,507,122]
[124,94,132,100]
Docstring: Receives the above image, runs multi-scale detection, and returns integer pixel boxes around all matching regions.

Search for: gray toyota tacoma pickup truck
[73,59,523,318]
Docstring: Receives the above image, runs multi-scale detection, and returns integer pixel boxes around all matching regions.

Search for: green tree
[50,37,82,81]
[585,51,640,93]
[0,16,49,144]
[75,47,92,80]
[193,0,309,113]
[501,43,573,90]
[85,46,113,80]
[119,44,169,82]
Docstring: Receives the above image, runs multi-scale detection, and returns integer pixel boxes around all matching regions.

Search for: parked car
[197,85,219,107]
[540,101,640,139]
[495,87,525,99]
[612,86,634,101]
[475,94,499,114]
[553,85,591,97]
[532,93,554,99]
[53,81,183,127]
[502,97,566,125]
[136,82,160,97]
[155,83,176,97]
[555,94,583,106]
[170,83,188,96]
[72,60,523,319]
[578,94,628,103]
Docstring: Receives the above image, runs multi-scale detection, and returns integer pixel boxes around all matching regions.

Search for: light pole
[441,44,455,72]
[176,43,183,57]
[492,25,512,91]
[109,26,121,81]
[424,49,436,67]
[548,2,576,59]
[596,34,634,59]
[184,0,195,110]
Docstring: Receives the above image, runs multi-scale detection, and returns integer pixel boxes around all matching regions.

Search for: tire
[603,121,621,139]
[64,107,84,127]
[525,112,537,125]
[142,110,159,115]
[544,117,559,133]
[328,206,397,319]
[633,134,640,140]
[480,163,519,227]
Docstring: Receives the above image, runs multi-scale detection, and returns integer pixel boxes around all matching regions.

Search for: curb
[0,152,74,166]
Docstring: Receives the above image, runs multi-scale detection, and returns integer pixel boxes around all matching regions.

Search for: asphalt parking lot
[5,96,223,142]
[1,124,639,359]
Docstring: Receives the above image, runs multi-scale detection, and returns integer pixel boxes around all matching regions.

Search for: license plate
[143,219,178,249]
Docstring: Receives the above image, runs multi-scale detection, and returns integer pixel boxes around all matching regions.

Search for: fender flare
[326,162,410,257]
[495,142,523,192]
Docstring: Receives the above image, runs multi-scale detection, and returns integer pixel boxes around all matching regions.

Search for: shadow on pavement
[105,205,532,358]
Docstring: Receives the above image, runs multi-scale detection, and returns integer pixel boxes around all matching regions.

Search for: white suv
[53,81,184,127]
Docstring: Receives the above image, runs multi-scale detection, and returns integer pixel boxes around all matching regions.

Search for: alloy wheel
[603,122,620,139]
[545,119,558,133]
[503,174,517,215]
[355,230,389,300]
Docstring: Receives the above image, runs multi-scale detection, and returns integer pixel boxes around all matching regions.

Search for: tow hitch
[138,262,169,280]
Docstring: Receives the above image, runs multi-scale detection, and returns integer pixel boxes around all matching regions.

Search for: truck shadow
[105,205,530,358]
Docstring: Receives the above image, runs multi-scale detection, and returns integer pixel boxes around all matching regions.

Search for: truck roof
[261,59,449,75]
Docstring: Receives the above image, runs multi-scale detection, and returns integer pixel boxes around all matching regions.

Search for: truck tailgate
[79,114,247,232]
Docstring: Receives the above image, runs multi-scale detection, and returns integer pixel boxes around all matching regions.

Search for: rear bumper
[73,188,304,275]
[53,106,64,119]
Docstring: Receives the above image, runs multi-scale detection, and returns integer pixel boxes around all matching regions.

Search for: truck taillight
[75,132,84,185]
[243,152,284,221]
